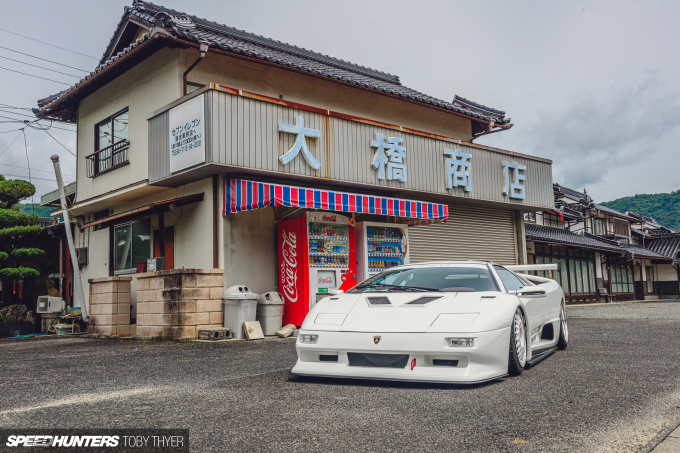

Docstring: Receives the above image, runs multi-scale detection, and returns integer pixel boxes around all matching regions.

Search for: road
[1,301,680,452]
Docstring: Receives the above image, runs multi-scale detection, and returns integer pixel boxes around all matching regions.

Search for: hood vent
[367,297,391,306]
[406,296,442,305]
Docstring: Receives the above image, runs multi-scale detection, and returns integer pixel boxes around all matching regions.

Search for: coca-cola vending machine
[278,212,357,326]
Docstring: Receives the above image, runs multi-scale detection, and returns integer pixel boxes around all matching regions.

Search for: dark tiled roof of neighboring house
[592,203,639,222]
[554,183,591,203]
[38,0,511,137]
[526,223,622,253]
[647,234,680,262]
[620,243,672,260]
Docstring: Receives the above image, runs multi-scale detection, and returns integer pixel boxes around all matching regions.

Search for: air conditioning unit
[37,296,65,314]
[75,247,88,266]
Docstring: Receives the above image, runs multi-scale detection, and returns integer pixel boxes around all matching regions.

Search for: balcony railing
[85,139,130,178]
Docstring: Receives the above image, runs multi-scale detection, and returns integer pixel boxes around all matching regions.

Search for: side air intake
[367,297,391,306]
[406,296,442,305]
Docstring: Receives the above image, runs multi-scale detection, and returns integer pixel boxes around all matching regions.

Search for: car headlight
[447,337,474,347]
[299,334,318,344]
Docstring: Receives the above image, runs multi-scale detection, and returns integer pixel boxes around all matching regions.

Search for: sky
[0,0,678,205]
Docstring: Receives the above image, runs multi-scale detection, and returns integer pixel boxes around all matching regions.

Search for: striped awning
[224,178,448,223]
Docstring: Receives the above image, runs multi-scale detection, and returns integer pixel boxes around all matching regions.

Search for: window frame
[113,218,151,275]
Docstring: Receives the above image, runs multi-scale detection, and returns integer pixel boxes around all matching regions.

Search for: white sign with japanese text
[169,95,205,173]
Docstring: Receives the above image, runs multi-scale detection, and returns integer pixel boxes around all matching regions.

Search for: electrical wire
[0,162,74,177]
[0,103,33,110]
[21,129,34,215]
[1,174,64,182]
[0,66,70,85]
[0,132,22,160]
[0,46,90,72]
[34,123,76,157]
[0,28,98,60]
[0,55,82,78]
[0,108,35,118]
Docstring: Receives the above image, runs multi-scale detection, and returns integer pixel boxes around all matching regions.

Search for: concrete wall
[657,264,678,281]
[182,49,473,142]
[88,276,132,337]
[76,47,181,202]
[223,206,277,295]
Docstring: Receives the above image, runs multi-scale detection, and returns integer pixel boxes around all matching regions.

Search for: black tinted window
[493,265,525,292]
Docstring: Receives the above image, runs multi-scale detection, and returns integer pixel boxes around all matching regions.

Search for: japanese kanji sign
[503,161,527,199]
[169,95,205,173]
[444,149,472,192]
[370,132,407,182]
[279,116,321,170]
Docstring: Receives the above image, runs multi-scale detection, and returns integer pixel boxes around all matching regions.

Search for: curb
[567,300,672,308]
[638,416,680,453]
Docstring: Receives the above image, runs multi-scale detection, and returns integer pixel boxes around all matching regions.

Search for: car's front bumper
[291,328,510,384]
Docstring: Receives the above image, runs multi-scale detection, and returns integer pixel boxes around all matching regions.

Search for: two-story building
[39,1,555,338]
[525,184,675,303]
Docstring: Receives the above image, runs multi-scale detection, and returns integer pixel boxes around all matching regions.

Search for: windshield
[348,265,499,293]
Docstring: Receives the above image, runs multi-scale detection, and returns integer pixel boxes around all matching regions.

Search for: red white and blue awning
[224,178,448,223]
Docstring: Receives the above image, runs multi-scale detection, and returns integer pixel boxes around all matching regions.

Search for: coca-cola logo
[322,215,337,222]
[281,230,298,303]
[318,277,334,284]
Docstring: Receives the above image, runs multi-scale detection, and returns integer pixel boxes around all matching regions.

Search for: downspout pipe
[51,155,88,322]
[183,41,210,95]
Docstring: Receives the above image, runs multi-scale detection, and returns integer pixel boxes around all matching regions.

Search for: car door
[493,265,545,344]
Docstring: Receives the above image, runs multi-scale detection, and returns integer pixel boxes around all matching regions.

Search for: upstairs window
[87,108,130,177]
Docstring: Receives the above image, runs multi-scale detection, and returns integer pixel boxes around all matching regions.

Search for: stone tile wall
[88,276,132,336]
[135,269,224,339]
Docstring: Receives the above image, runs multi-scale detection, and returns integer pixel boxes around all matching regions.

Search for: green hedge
[10,248,46,259]
[0,225,41,242]
[0,267,40,279]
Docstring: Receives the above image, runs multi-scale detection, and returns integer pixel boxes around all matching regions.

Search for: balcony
[85,139,130,178]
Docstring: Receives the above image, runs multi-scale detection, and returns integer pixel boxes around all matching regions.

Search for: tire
[556,303,568,350]
[508,308,527,376]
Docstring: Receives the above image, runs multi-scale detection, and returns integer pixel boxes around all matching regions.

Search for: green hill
[19,203,56,218]
[600,190,680,231]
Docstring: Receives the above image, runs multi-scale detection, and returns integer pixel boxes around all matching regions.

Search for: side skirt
[526,347,556,367]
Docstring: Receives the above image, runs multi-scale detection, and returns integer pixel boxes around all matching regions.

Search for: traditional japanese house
[38,1,555,338]
[525,183,675,303]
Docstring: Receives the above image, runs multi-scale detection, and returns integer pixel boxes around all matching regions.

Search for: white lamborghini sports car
[291,261,568,384]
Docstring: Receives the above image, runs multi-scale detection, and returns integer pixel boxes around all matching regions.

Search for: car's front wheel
[557,303,568,350]
[508,308,527,376]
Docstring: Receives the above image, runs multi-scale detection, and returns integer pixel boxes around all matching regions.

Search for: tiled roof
[39,0,511,134]
[647,234,680,262]
[620,243,671,260]
[554,183,591,203]
[526,223,622,253]
[592,203,639,221]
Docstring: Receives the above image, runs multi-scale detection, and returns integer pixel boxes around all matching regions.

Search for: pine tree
[0,174,45,317]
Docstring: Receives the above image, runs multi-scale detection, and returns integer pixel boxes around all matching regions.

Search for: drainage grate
[347,353,409,368]
[406,296,442,305]
[367,297,391,305]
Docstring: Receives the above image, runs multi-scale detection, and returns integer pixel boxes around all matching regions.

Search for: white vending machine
[355,222,410,283]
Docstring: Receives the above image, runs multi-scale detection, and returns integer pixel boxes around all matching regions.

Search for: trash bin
[256,292,284,336]
[223,285,258,339]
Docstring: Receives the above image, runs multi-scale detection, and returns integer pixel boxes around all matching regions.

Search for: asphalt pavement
[1,301,680,452]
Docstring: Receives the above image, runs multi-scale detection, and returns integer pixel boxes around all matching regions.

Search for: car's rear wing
[505,264,559,272]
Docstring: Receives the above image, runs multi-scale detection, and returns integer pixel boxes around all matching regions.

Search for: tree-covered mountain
[600,190,680,231]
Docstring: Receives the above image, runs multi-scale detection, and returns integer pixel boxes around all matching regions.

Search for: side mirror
[330,289,344,295]
[517,286,546,298]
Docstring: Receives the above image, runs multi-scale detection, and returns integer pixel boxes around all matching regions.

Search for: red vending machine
[278,212,357,326]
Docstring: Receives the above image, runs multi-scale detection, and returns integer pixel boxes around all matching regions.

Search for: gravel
[1,302,680,452]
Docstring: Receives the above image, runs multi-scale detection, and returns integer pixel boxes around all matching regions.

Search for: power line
[0,173,68,182]
[0,55,82,78]
[0,46,90,72]
[0,162,75,177]
[0,132,22,160]
[35,123,76,157]
[0,27,98,60]
[0,66,71,85]
[21,129,35,215]
[0,108,36,119]
[0,103,33,111]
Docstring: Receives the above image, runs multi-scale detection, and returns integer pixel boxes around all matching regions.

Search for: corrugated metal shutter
[409,204,517,265]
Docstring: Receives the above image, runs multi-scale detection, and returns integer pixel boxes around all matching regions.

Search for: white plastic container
[256,292,285,336]
[223,285,258,339]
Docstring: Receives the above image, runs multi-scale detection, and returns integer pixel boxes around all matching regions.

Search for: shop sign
[503,161,527,200]
[169,94,205,173]
[370,133,407,182]
[444,149,473,192]
[280,230,299,303]
[278,116,321,169]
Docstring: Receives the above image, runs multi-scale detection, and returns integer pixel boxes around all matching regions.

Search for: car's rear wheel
[557,303,568,350]
[508,308,527,376]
